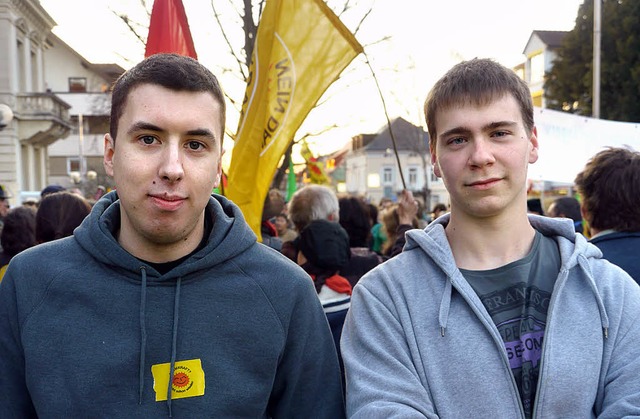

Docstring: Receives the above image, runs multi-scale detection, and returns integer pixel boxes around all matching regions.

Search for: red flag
[145,0,198,59]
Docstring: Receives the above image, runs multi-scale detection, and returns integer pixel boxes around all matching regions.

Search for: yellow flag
[226,0,363,240]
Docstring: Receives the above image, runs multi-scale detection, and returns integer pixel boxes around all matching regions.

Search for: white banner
[530,107,640,183]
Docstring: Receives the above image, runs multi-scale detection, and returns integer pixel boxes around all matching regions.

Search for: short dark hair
[36,192,92,243]
[1,206,36,257]
[424,58,534,148]
[574,147,640,232]
[109,54,226,146]
[338,196,371,248]
[548,197,582,222]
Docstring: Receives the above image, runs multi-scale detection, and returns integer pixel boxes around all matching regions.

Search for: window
[382,167,393,185]
[408,167,418,186]
[530,53,545,84]
[68,77,87,92]
[430,171,439,183]
[67,157,81,174]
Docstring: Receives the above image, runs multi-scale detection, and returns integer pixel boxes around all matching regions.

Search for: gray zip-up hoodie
[0,192,344,418]
[341,214,640,418]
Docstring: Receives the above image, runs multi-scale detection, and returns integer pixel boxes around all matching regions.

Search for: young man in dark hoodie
[0,54,344,418]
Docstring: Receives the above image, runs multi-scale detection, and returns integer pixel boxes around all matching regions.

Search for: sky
[39,0,586,162]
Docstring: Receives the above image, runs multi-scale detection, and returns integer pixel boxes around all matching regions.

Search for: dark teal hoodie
[0,192,344,418]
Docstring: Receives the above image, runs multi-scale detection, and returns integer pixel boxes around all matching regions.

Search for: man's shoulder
[238,242,310,286]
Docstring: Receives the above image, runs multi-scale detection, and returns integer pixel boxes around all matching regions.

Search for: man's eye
[187,141,204,150]
[449,137,465,145]
[493,131,508,137]
[140,135,156,145]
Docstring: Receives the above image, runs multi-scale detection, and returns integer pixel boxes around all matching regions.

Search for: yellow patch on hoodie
[152,359,205,401]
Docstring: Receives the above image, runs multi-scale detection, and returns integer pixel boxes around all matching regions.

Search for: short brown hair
[110,54,226,147]
[36,192,92,243]
[574,147,640,232]
[424,58,534,148]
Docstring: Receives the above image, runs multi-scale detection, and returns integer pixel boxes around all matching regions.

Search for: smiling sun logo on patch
[172,372,190,389]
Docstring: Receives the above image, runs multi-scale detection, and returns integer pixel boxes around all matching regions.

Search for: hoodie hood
[404,213,601,275]
[404,213,608,338]
[75,191,257,281]
[74,191,259,416]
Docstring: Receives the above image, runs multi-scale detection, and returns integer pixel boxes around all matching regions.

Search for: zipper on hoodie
[530,267,569,419]
[451,272,527,418]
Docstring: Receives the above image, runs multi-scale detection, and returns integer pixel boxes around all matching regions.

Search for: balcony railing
[15,92,71,122]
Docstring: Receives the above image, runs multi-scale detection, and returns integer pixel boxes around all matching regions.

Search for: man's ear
[104,133,115,177]
[528,126,539,164]
[430,143,441,178]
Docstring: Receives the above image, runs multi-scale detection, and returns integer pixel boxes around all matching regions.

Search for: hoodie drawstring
[577,256,610,339]
[438,278,453,337]
[166,277,182,417]
[139,266,148,404]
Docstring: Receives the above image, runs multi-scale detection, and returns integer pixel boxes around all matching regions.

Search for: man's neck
[117,214,207,264]
[445,210,536,271]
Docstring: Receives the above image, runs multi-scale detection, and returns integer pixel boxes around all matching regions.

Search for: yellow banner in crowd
[225,0,363,240]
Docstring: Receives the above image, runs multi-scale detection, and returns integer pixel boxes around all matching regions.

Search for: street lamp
[0,103,14,130]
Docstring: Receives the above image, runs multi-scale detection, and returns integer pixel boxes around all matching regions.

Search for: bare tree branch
[294,124,340,144]
[211,0,247,80]
[111,11,147,46]
[352,3,373,35]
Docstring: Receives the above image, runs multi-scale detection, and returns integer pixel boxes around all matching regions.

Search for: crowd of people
[0,53,639,417]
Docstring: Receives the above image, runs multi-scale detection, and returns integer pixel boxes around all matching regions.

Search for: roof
[533,30,568,48]
[87,63,126,84]
[364,117,429,153]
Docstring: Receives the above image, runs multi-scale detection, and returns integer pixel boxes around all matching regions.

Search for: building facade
[522,30,567,108]
[0,0,122,205]
[344,117,448,209]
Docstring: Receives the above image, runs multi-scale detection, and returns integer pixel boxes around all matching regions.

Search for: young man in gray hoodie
[341,58,640,418]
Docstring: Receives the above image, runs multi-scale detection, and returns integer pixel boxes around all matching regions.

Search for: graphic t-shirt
[461,231,561,418]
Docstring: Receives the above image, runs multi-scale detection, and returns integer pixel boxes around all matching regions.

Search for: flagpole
[364,53,407,190]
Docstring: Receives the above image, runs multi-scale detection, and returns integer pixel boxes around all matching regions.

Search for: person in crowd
[0,53,344,417]
[35,191,92,243]
[0,206,37,282]
[574,147,640,283]
[286,185,380,287]
[338,196,372,249]
[273,212,298,243]
[341,58,640,418]
[260,189,285,250]
[40,184,66,199]
[546,196,583,234]
[526,197,545,215]
[431,203,448,221]
[0,184,11,233]
[378,191,420,258]
[295,219,352,378]
[367,203,387,254]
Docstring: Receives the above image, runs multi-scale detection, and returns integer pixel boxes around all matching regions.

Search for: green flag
[286,159,297,201]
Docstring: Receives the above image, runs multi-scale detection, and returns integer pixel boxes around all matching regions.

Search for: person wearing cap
[0,185,11,225]
[296,219,352,345]
[40,184,66,199]
[296,219,352,382]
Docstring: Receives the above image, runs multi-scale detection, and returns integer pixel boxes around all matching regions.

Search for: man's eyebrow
[186,128,216,141]
[439,126,471,138]
[127,121,164,135]
[483,121,518,131]
[439,121,518,138]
